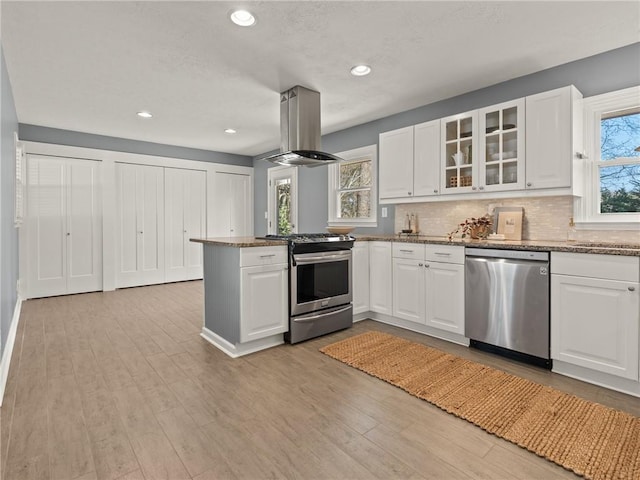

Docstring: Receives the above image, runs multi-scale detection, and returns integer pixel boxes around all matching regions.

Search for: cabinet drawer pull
[408,191,412,196]
[399,249,415,253]
[434,252,451,256]
[527,182,532,187]
[629,286,636,292]
[260,254,276,258]
[433,189,438,194]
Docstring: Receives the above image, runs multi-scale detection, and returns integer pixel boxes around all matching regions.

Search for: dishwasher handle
[465,248,549,262]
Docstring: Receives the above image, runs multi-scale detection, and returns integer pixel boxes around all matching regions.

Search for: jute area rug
[319,331,639,480]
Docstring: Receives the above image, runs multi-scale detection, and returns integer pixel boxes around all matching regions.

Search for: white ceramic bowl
[326,226,355,234]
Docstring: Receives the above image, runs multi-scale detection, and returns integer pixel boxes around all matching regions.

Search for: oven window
[296,260,349,303]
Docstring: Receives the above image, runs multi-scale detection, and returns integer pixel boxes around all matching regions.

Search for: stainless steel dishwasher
[465,248,551,368]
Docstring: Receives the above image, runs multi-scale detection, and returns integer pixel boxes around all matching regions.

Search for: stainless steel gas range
[262,233,355,343]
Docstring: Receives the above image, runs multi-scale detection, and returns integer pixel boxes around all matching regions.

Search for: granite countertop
[190,235,640,256]
[355,235,640,257]
[190,237,288,247]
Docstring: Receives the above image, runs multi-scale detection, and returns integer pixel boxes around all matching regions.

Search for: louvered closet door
[116,163,165,288]
[26,156,102,298]
[165,168,206,282]
[27,157,67,297]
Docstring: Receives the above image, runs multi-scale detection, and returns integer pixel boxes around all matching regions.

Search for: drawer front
[551,252,639,282]
[392,242,425,260]
[426,245,465,264]
[240,246,288,267]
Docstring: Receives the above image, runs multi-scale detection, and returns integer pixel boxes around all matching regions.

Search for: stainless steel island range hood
[264,86,342,167]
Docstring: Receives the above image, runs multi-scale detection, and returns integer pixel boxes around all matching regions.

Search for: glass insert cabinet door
[442,111,478,193]
[479,99,525,191]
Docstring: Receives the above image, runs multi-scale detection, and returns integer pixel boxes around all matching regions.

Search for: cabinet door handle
[66,232,70,236]
[433,189,438,193]
[527,182,532,187]
[479,186,484,190]
[418,263,423,267]
[472,186,477,190]
[629,286,636,291]
[138,231,143,234]
[408,192,412,196]
[425,264,430,268]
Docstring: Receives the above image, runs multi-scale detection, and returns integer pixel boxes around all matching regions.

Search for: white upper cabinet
[379,126,415,199]
[478,99,525,192]
[440,111,479,194]
[379,121,440,201]
[378,85,582,203]
[525,85,582,190]
[26,156,102,298]
[413,120,441,196]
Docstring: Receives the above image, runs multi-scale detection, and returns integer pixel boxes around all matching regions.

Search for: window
[267,165,297,234]
[328,145,377,226]
[577,86,640,227]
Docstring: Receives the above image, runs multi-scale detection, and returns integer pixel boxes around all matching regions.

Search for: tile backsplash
[395,196,640,243]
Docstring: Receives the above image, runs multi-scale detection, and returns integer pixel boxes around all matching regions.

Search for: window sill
[575,221,640,231]
[328,220,378,228]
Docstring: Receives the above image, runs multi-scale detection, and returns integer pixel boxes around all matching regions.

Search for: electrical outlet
[264,211,268,219]
[381,207,388,218]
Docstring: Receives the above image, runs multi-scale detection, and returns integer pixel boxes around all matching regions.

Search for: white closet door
[165,168,206,282]
[211,172,251,237]
[139,165,165,285]
[26,156,102,298]
[66,159,102,294]
[116,163,165,288]
[184,170,206,280]
[27,157,67,297]
[165,168,187,282]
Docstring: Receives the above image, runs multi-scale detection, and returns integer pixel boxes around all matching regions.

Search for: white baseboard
[0,296,23,407]
[200,327,284,358]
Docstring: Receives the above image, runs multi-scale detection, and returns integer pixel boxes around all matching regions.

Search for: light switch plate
[381,207,388,218]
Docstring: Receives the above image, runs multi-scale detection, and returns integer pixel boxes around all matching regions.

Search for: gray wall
[253,42,640,237]
[19,124,253,167]
[1,47,19,357]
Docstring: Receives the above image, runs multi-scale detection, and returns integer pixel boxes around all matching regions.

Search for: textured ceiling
[2,1,638,156]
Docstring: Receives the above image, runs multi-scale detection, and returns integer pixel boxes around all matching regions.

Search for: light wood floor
[1,281,638,480]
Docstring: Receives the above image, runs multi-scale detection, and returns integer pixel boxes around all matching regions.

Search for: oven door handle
[293,252,351,265]
[292,304,353,323]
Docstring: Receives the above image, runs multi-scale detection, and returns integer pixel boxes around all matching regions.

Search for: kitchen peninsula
[190,237,289,358]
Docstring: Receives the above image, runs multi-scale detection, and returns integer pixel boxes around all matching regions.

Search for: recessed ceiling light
[224,128,237,134]
[350,65,371,76]
[230,10,256,27]
[137,111,152,118]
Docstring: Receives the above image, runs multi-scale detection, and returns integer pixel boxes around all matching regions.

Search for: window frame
[575,86,640,229]
[327,145,377,227]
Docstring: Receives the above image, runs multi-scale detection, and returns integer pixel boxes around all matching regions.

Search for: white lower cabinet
[391,243,465,332]
[240,263,288,343]
[551,252,640,382]
[424,261,465,334]
[393,258,425,324]
[369,242,393,315]
[352,242,370,315]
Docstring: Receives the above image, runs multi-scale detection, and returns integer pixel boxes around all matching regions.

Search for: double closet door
[26,156,102,298]
[164,168,206,282]
[116,163,206,288]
